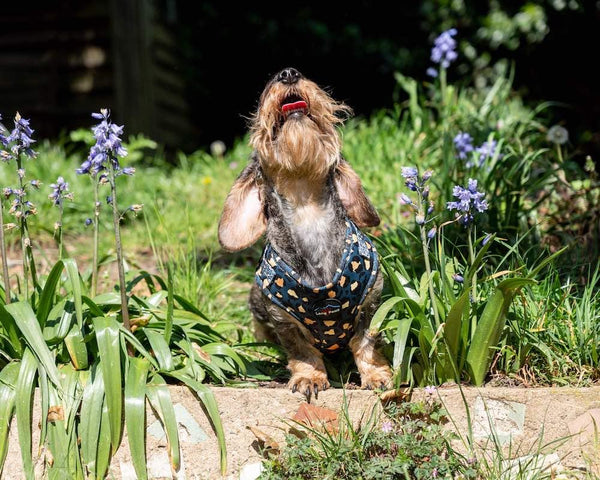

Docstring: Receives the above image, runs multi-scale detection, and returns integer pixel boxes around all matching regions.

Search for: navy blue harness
[255,220,379,354]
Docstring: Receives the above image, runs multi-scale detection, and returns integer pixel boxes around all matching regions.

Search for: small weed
[260,397,477,480]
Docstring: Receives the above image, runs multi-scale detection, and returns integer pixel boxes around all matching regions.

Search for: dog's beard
[269,118,339,179]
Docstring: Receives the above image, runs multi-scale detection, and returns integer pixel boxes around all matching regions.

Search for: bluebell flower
[452,273,464,283]
[48,176,73,207]
[0,113,8,147]
[427,227,437,239]
[77,108,129,177]
[453,132,474,160]
[2,112,37,159]
[398,193,412,205]
[85,218,93,227]
[430,29,458,69]
[401,166,418,178]
[447,178,488,227]
[401,166,419,191]
[426,67,438,78]
[472,139,501,168]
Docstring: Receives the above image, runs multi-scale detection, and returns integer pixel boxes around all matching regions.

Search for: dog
[218,67,392,400]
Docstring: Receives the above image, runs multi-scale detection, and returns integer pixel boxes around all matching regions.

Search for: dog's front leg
[350,275,392,390]
[349,332,392,390]
[266,306,329,402]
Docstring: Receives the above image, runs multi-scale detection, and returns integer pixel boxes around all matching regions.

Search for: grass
[1,60,600,480]
[2,67,599,388]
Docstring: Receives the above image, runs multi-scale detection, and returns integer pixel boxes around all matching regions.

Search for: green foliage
[260,398,476,480]
[0,251,248,476]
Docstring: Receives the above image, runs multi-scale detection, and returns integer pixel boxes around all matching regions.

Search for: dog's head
[250,67,351,179]
[218,68,379,252]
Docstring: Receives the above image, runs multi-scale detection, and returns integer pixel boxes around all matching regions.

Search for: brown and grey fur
[218,68,391,401]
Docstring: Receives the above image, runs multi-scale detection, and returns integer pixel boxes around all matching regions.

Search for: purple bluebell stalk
[453,132,474,161]
[48,177,72,207]
[0,114,9,302]
[6,113,37,159]
[430,29,458,69]
[472,139,501,168]
[1,112,39,295]
[400,166,440,326]
[82,109,133,333]
[49,176,72,259]
[77,109,128,176]
[446,178,488,227]
[0,114,7,147]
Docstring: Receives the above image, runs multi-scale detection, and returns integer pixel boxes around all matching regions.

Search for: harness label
[313,299,342,317]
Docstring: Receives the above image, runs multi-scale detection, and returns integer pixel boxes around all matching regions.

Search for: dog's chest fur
[265,177,347,287]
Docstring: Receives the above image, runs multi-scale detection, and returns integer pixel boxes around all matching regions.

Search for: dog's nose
[277,68,301,85]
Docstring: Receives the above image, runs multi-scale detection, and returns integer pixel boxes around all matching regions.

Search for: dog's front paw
[288,370,330,402]
[360,364,392,391]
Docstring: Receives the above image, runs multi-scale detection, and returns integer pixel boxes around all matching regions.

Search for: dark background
[1,1,598,156]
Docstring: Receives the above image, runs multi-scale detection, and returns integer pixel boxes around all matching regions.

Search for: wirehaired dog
[219,68,392,400]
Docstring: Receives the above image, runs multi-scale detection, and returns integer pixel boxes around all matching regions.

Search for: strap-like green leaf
[79,363,105,475]
[62,258,84,329]
[167,371,227,474]
[5,301,62,388]
[95,397,112,479]
[0,362,19,473]
[466,278,536,385]
[92,316,123,456]
[146,374,180,472]
[144,328,174,371]
[202,343,247,376]
[443,289,470,378]
[125,357,150,480]
[36,260,65,329]
[369,296,403,334]
[0,304,23,358]
[64,324,89,370]
[392,318,413,372]
[15,348,38,480]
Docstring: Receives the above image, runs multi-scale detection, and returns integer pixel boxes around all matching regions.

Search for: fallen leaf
[247,425,280,457]
[292,402,338,434]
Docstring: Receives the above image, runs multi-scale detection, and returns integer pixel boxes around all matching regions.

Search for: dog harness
[255,220,379,354]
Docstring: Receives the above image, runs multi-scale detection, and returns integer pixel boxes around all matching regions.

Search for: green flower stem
[57,205,64,261]
[0,198,11,303]
[91,179,100,298]
[439,66,447,109]
[107,164,131,334]
[467,226,477,335]
[420,220,440,329]
[16,157,37,297]
[556,144,564,164]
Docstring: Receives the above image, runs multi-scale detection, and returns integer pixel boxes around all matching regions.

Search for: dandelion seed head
[547,125,569,145]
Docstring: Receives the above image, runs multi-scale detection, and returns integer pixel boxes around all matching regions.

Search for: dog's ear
[218,159,266,251]
[334,159,380,228]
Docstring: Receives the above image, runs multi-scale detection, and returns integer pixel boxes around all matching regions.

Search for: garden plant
[0,25,598,480]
